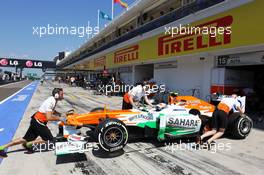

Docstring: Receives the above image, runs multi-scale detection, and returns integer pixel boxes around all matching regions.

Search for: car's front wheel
[96,118,128,152]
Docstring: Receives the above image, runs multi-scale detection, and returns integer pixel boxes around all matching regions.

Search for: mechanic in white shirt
[122,81,153,109]
[198,94,244,148]
[0,88,65,158]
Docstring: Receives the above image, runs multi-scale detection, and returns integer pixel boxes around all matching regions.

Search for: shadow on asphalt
[92,147,124,158]
[253,122,264,131]
[6,148,27,154]
[56,153,88,164]
[247,113,264,131]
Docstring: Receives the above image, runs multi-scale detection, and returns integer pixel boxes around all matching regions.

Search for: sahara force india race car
[55,96,253,155]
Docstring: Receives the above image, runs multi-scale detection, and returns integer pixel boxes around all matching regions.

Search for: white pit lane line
[0,81,36,105]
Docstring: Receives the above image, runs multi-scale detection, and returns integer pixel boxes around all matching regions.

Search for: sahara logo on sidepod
[167,117,199,128]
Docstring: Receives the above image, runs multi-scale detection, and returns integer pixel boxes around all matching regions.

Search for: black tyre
[90,107,104,112]
[199,115,212,134]
[189,109,205,134]
[228,113,253,139]
[96,118,128,152]
[189,109,201,116]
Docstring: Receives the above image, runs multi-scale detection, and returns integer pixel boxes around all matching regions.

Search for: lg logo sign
[10,60,19,66]
[25,60,42,68]
[0,59,19,66]
[0,58,43,67]
[0,59,8,66]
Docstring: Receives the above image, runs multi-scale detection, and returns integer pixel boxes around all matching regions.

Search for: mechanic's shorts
[23,117,54,142]
[212,109,228,130]
[122,99,133,109]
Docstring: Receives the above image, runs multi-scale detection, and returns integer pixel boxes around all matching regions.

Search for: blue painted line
[0,81,38,163]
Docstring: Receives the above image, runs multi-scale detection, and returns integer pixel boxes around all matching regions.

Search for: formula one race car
[55,96,252,154]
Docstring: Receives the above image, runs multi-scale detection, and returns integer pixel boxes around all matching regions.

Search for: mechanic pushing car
[198,94,245,148]
[122,80,154,109]
[0,88,66,158]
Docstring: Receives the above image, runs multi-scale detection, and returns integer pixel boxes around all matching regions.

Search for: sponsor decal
[105,122,121,127]
[0,58,51,68]
[94,56,106,68]
[114,45,139,64]
[110,145,123,152]
[136,114,153,120]
[167,118,199,128]
[26,60,33,67]
[0,59,8,66]
[128,115,137,121]
[158,16,233,56]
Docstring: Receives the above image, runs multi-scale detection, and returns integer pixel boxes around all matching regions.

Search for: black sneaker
[0,150,8,158]
[22,143,34,154]
[196,135,203,145]
[192,143,202,150]
[203,141,215,150]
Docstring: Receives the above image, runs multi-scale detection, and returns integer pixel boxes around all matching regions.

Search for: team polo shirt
[128,85,146,102]
[34,96,56,122]
[218,98,240,114]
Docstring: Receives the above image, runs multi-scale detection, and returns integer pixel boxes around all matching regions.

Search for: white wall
[154,56,214,100]
[212,68,225,85]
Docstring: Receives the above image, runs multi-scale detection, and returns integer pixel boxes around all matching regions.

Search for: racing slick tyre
[90,107,104,112]
[96,118,128,152]
[189,109,201,116]
[228,113,253,139]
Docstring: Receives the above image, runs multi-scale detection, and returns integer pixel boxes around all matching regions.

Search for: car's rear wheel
[228,113,253,139]
[96,118,128,152]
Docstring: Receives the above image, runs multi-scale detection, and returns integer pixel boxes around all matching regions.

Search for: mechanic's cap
[170,92,178,97]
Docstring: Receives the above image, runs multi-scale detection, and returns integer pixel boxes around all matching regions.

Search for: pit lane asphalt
[0,80,32,102]
[0,80,263,175]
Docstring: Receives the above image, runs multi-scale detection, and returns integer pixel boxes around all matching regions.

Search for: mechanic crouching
[122,80,154,109]
[0,88,66,158]
[198,94,245,148]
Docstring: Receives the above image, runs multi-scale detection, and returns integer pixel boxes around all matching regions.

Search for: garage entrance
[225,65,264,114]
[215,51,264,115]
[134,64,154,84]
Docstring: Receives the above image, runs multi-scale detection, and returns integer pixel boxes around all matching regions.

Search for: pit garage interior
[214,51,264,116]
[224,65,264,114]
[134,64,154,83]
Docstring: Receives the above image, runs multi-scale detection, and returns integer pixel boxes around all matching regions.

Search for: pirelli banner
[89,0,264,70]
